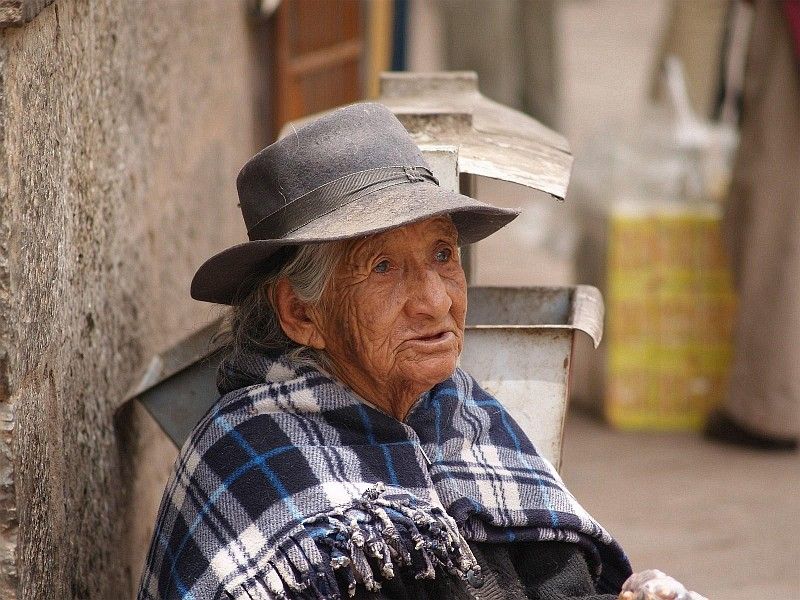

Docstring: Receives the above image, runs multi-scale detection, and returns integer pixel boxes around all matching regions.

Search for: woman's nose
[405,266,452,319]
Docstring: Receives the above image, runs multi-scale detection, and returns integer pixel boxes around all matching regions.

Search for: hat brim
[190,182,519,305]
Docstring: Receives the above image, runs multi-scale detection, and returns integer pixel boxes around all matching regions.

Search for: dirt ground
[561,408,800,600]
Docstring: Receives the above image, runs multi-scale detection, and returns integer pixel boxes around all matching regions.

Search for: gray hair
[218,241,346,370]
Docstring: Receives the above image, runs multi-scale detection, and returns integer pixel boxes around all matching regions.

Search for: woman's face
[311,216,467,418]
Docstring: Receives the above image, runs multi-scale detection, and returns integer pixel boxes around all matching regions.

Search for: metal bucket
[463,286,603,469]
[122,286,603,470]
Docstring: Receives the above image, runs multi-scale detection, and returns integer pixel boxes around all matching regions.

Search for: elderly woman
[138,104,705,600]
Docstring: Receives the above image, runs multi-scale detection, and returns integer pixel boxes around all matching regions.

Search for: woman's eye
[435,248,452,262]
[373,259,390,273]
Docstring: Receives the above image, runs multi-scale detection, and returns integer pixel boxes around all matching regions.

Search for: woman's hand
[618,570,708,600]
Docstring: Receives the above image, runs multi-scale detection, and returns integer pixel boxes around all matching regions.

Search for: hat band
[247,166,439,241]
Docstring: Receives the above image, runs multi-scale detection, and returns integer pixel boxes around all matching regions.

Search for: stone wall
[0,1,270,597]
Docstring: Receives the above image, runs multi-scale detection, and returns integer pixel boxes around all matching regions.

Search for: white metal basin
[121,286,603,471]
[462,286,603,469]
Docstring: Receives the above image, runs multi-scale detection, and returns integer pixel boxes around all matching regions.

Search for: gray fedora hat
[191,102,519,305]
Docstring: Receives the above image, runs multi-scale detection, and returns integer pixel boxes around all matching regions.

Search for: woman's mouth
[408,330,455,345]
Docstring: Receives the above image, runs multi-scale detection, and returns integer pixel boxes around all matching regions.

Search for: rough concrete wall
[0,0,56,26]
[0,1,268,597]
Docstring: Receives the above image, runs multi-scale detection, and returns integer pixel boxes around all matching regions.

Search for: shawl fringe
[224,484,480,600]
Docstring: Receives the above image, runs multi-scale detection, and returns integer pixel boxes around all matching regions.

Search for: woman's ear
[273,278,326,350]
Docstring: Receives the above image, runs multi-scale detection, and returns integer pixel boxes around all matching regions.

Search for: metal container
[463,286,602,469]
[122,285,603,470]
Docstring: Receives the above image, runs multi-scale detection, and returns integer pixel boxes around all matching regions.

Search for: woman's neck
[325,360,422,421]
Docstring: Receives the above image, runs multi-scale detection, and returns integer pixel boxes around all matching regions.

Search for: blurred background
[0,1,797,599]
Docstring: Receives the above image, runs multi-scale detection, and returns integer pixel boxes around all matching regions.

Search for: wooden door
[272,0,364,134]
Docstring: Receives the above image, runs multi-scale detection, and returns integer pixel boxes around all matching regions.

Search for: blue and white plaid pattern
[138,354,630,600]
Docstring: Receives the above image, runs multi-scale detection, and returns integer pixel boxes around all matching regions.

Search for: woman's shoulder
[180,382,293,456]
[179,360,350,461]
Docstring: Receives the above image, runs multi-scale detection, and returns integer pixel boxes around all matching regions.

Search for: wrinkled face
[310,216,467,417]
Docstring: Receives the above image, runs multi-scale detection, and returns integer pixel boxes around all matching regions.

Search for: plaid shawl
[138,353,630,600]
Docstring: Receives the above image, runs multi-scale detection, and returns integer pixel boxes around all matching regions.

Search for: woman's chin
[401,355,459,392]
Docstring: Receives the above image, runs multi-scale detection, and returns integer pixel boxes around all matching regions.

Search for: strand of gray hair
[216,241,344,373]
